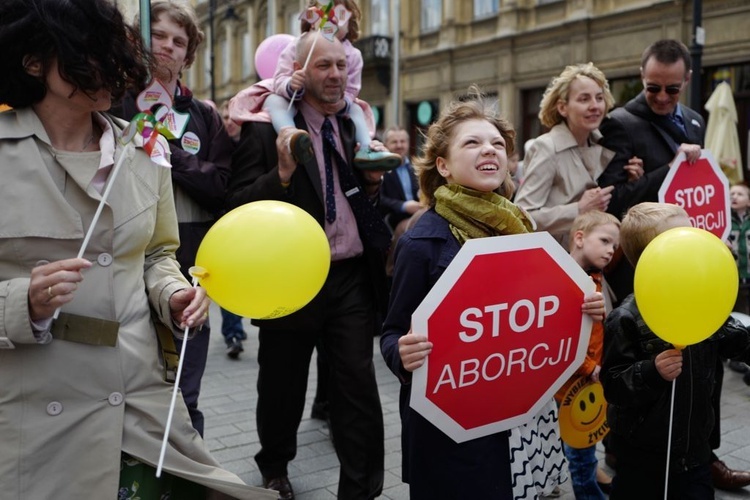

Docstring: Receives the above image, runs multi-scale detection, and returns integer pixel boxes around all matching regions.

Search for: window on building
[185,62,197,90]
[371,0,389,35]
[203,46,211,92]
[608,77,640,107]
[241,31,252,79]
[521,87,545,158]
[259,2,271,38]
[703,63,750,176]
[474,0,499,18]
[421,0,441,32]
[288,10,301,36]
[222,36,231,84]
[407,100,439,153]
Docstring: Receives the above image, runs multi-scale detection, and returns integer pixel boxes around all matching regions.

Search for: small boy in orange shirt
[556,210,620,498]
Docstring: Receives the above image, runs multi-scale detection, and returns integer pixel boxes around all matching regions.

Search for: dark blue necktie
[669,112,687,136]
[321,117,392,250]
[322,119,337,223]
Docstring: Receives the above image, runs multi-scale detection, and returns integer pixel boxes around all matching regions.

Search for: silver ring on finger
[47,285,54,299]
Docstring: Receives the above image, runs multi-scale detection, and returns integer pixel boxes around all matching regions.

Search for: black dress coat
[380,162,419,231]
[380,209,513,499]
[598,92,705,220]
[227,113,389,331]
[597,93,705,302]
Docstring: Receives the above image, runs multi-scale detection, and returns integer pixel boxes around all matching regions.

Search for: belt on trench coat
[51,312,119,346]
[50,312,180,384]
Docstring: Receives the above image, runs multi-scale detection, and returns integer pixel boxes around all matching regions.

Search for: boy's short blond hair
[568,211,620,251]
[620,202,689,266]
[730,183,750,196]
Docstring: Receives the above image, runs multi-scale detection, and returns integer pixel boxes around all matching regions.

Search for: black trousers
[734,283,750,315]
[174,325,210,436]
[255,258,384,499]
[610,459,713,499]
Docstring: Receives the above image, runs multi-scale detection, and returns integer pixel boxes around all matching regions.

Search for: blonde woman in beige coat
[0,1,274,499]
[515,63,644,249]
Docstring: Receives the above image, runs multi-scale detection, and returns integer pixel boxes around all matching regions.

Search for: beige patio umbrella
[705,81,744,183]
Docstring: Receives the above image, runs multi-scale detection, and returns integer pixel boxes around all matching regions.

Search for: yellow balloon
[634,227,738,347]
[195,201,330,319]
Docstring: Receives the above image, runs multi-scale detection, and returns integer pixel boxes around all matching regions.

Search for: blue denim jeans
[220,308,245,344]
[564,443,605,500]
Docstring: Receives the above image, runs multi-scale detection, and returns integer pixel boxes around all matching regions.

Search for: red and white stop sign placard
[659,150,731,241]
[410,232,595,443]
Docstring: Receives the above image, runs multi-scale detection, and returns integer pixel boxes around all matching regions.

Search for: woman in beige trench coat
[514,63,643,249]
[0,1,274,498]
[513,63,630,498]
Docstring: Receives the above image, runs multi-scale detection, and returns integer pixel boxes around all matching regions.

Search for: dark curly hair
[0,0,150,108]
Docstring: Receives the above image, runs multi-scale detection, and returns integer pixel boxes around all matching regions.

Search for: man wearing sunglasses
[597,39,750,493]
[597,39,705,303]
[598,39,704,221]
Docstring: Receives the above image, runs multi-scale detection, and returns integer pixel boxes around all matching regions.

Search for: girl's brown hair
[415,86,516,207]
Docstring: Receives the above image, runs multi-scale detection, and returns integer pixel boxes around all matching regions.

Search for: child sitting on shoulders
[231,0,401,171]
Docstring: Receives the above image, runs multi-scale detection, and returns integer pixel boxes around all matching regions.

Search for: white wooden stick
[663,378,677,500]
[156,276,199,478]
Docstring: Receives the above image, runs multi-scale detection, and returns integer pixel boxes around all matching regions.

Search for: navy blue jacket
[380,209,512,499]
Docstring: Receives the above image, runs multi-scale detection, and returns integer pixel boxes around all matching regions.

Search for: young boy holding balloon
[601,202,750,499]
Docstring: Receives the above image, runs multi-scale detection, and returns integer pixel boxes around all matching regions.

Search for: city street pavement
[200,303,750,499]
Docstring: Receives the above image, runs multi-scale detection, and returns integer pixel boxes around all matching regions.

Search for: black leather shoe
[226,338,243,359]
[263,475,295,500]
[310,400,329,421]
[596,467,613,494]
[597,480,612,494]
[728,360,749,373]
[711,459,750,490]
[604,451,617,470]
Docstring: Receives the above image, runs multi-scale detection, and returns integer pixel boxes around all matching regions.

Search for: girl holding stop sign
[380,87,606,499]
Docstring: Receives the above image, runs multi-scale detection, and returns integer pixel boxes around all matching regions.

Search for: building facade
[126,0,750,172]
[391,0,750,168]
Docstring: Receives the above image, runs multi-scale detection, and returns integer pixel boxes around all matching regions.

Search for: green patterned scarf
[434,184,534,245]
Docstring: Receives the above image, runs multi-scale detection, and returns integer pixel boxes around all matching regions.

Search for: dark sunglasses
[645,84,682,95]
